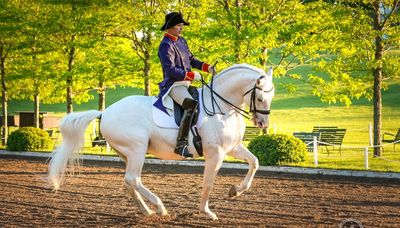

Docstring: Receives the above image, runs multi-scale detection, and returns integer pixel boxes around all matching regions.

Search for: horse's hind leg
[126,182,154,215]
[124,147,168,216]
[227,143,259,198]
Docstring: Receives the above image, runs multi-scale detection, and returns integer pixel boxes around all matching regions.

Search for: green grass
[7,66,400,172]
[269,106,400,172]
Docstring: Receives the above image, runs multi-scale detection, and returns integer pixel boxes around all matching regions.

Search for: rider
[155,12,216,158]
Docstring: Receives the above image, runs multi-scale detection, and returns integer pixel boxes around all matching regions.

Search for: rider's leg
[169,86,198,158]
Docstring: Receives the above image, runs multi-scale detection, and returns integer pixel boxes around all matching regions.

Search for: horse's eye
[257,97,263,102]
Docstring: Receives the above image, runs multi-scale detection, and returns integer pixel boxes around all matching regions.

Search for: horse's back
[100,95,154,144]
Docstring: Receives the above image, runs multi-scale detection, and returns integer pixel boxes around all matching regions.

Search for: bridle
[243,77,274,116]
[200,67,273,120]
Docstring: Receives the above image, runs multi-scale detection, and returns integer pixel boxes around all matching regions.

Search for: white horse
[48,64,274,220]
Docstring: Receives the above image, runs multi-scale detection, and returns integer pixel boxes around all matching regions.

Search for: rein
[200,70,273,120]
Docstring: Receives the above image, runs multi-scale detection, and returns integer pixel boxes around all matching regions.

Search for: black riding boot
[175,98,198,158]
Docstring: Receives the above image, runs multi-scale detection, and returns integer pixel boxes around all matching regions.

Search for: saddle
[152,86,203,156]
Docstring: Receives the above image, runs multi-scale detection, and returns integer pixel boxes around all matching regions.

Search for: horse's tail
[48,110,102,191]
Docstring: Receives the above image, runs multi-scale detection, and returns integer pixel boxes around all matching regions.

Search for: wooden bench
[243,126,263,141]
[293,132,320,152]
[90,131,107,150]
[382,128,400,152]
[312,126,346,154]
[45,128,60,143]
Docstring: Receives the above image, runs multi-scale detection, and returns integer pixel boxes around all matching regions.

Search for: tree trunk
[260,47,268,68]
[234,0,242,62]
[144,54,151,96]
[98,80,105,111]
[67,35,76,113]
[372,1,383,156]
[143,33,151,96]
[0,44,8,145]
[33,93,40,128]
[98,80,105,138]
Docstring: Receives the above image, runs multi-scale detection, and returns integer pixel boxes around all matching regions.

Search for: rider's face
[167,23,184,36]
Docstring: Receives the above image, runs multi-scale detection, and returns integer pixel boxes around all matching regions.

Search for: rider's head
[161,12,189,36]
[167,23,184,37]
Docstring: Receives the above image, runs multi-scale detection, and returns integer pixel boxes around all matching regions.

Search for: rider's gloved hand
[208,65,217,75]
[194,71,202,80]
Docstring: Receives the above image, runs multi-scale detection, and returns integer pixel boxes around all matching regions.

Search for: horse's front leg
[227,143,259,198]
[199,150,225,220]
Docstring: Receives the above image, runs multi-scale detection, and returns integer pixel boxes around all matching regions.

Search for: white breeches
[169,85,194,106]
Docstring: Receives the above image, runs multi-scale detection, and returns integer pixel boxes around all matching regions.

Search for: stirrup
[175,144,193,159]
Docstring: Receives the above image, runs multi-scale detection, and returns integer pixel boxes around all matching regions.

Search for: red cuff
[184,72,195,81]
[202,63,210,72]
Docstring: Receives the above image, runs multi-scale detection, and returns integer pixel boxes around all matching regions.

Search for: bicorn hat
[160,12,190,31]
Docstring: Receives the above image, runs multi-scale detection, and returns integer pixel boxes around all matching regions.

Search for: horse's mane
[214,64,266,80]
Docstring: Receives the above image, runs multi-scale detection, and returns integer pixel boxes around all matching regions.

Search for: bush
[7,127,54,151]
[248,134,307,166]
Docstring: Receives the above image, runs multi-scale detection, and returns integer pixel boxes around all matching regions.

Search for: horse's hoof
[205,211,218,220]
[144,210,155,216]
[200,209,218,220]
[208,212,218,220]
[229,185,239,198]
[157,210,168,216]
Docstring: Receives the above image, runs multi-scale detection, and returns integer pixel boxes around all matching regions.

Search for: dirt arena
[0,155,399,227]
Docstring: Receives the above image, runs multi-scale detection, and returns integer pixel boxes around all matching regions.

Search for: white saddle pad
[152,91,204,129]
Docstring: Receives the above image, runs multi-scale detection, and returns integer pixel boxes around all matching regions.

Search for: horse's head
[248,67,274,129]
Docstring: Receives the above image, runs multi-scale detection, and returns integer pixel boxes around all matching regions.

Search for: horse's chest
[201,115,244,147]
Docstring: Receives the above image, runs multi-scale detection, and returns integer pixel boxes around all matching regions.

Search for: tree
[9,0,63,128]
[308,0,400,156]
[0,0,25,144]
[195,0,336,77]
[105,0,170,96]
[46,0,109,113]
[80,35,139,111]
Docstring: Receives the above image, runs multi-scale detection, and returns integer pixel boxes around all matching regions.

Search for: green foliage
[248,134,307,166]
[6,127,53,151]
[2,0,399,106]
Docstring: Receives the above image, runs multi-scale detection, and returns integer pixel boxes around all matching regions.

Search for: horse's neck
[203,72,257,114]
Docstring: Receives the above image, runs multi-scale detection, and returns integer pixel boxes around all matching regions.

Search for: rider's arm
[159,42,197,81]
[183,39,212,74]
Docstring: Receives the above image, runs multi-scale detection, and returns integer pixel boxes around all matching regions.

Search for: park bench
[90,131,108,152]
[312,126,346,154]
[45,128,60,143]
[293,132,320,152]
[243,126,264,141]
[382,128,400,152]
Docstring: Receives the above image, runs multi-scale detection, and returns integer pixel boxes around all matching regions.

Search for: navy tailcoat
[154,33,208,114]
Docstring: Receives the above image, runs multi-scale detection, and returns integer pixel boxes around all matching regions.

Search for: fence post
[273,123,276,134]
[369,123,373,147]
[313,136,318,166]
[106,142,110,154]
[364,147,369,170]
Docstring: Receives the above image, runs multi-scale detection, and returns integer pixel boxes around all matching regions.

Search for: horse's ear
[267,67,273,77]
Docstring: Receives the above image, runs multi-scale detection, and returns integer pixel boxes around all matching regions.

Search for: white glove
[208,65,217,75]
[194,71,201,80]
